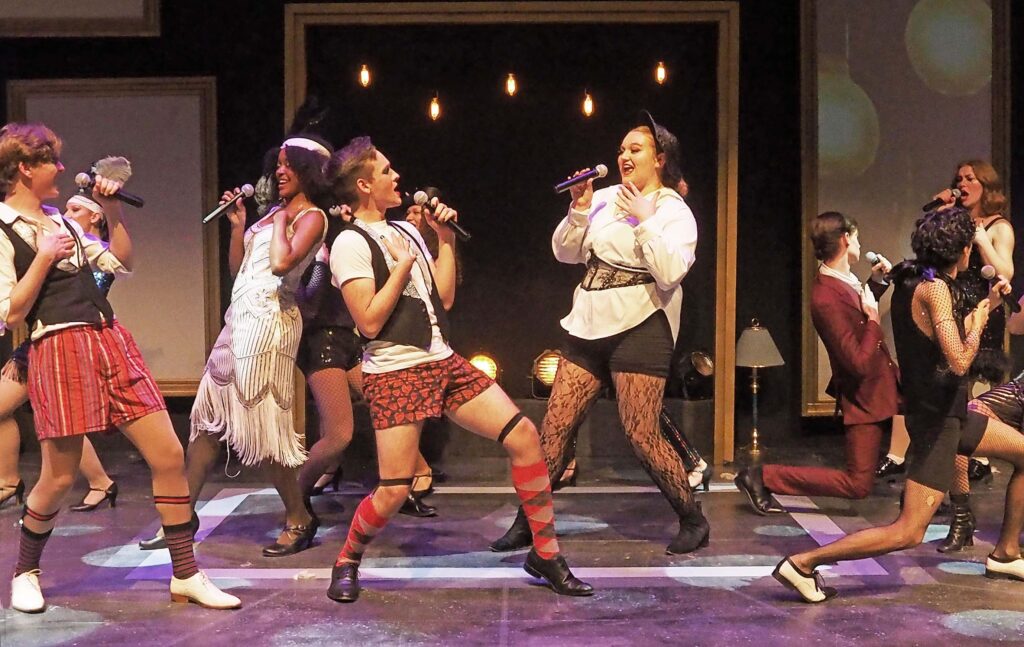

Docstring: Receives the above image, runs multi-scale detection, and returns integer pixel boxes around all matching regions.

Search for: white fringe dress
[190,207,325,467]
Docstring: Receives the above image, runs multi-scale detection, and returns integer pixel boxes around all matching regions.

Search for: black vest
[0,216,114,333]
[344,221,450,349]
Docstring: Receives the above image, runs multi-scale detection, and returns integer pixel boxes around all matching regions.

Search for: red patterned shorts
[28,321,166,440]
[362,353,494,430]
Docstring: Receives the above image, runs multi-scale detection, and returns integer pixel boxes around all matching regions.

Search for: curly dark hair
[809,211,858,261]
[910,206,975,270]
[259,133,334,210]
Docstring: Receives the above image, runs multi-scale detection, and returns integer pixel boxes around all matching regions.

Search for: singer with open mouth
[323,136,591,603]
[138,135,329,558]
[489,110,706,556]
[734,212,899,514]
[0,122,239,612]
[773,207,1024,603]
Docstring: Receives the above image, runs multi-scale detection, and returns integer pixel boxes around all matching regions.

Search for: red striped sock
[511,461,560,559]
[335,495,388,566]
[164,520,199,580]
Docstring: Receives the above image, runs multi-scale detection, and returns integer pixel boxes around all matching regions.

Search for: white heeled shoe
[170,571,241,609]
[772,558,837,603]
[985,554,1024,582]
[11,569,45,613]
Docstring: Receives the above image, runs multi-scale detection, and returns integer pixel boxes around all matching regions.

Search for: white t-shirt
[330,219,452,373]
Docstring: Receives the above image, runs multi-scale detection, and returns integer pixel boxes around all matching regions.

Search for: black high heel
[262,515,320,557]
[689,464,714,492]
[70,482,118,512]
[554,461,578,491]
[0,480,25,509]
[309,469,343,496]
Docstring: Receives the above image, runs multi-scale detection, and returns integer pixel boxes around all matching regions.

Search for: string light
[429,94,441,121]
[505,73,518,96]
[655,61,666,85]
[582,91,594,117]
[359,64,371,87]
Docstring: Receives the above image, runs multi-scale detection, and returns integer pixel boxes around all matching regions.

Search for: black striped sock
[164,520,199,580]
[15,524,53,575]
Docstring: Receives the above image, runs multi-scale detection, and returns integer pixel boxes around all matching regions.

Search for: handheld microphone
[921,188,961,212]
[74,172,145,208]
[865,251,881,265]
[414,190,471,242]
[981,264,1021,313]
[202,184,255,224]
[554,164,608,194]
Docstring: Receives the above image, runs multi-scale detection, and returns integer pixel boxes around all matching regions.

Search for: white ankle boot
[985,554,1024,582]
[170,571,241,609]
[11,570,45,613]
[772,558,837,603]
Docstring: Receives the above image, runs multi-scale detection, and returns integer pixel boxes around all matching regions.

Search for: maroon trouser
[761,420,887,499]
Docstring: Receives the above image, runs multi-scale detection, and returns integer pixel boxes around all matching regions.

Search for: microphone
[74,172,145,208]
[202,184,255,224]
[981,264,1021,313]
[414,190,471,242]
[921,188,961,212]
[865,251,881,266]
[554,164,608,194]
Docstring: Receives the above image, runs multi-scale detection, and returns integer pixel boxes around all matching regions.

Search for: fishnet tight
[298,367,363,494]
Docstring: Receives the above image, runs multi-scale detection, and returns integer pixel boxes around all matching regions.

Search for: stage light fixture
[469,353,500,381]
[359,64,371,87]
[505,73,518,96]
[429,94,441,121]
[531,350,561,398]
[582,91,594,117]
[655,61,667,84]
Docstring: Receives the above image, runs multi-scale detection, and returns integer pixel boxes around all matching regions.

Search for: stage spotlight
[359,64,371,87]
[506,73,518,96]
[681,350,714,400]
[469,353,500,381]
[531,350,561,398]
[582,91,594,117]
[655,61,667,84]
[429,94,441,121]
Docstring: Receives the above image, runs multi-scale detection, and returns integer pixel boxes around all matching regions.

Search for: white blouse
[552,184,697,341]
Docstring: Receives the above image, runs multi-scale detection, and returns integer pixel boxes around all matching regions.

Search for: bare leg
[119,411,191,526]
[75,436,115,506]
[23,436,85,532]
[0,375,30,486]
[886,414,911,462]
[969,416,1024,561]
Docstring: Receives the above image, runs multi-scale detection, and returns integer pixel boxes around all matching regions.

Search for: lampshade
[735,319,784,368]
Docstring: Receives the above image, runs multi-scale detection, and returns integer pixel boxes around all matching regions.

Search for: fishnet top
[911,279,981,377]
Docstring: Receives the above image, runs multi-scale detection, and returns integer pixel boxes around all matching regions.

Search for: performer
[736,212,898,512]
[139,135,329,556]
[323,136,591,602]
[773,207,1024,603]
[0,168,127,512]
[0,122,238,612]
[490,110,706,556]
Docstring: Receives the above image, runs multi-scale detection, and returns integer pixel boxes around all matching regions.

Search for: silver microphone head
[981,264,997,281]
[865,251,880,265]
[951,188,963,199]
[413,190,429,207]
[74,172,92,188]
[240,183,255,198]
[595,164,609,178]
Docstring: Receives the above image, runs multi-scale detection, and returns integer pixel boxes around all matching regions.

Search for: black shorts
[560,311,673,384]
[297,325,362,376]
[905,412,987,492]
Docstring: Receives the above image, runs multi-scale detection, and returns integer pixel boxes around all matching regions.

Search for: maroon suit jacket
[811,272,900,425]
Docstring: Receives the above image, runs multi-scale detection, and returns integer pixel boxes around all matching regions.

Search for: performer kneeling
[324,137,592,602]
[0,122,239,612]
[773,208,1024,602]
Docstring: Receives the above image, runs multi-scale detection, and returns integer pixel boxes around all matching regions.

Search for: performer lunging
[490,111,707,555]
[0,122,238,612]
[324,136,592,602]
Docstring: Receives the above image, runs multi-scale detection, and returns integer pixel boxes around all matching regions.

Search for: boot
[489,506,532,552]
[666,501,710,555]
[937,494,975,553]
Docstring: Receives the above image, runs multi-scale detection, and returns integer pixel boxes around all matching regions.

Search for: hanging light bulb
[359,64,371,88]
[655,61,667,85]
[429,94,441,121]
[505,73,518,97]
[582,91,594,117]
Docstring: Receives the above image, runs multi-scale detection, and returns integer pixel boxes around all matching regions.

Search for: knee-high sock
[156,495,199,580]
[511,460,560,559]
[335,494,388,566]
[15,506,58,575]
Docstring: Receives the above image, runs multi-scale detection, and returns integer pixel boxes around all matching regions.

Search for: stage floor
[2,450,1024,646]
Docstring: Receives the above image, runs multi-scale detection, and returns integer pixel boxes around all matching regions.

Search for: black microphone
[74,172,145,208]
[554,164,609,194]
[414,190,471,242]
[921,188,962,212]
[202,184,255,224]
[981,264,1021,313]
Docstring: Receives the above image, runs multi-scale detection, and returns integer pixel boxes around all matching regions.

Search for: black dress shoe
[734,467,784,515]
[398,493,438,518]
[327,563,360,603]
[139,512,199,551]
[666,501,710,555]
[490,507,532,552]
[262,516,320,557]
[968,458,993,483]
[309,469,343,496]
[523,549,594,596]
[875,457,906,479]
[70,482,118,512]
